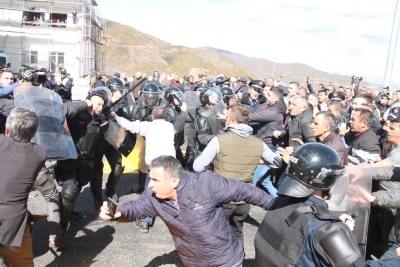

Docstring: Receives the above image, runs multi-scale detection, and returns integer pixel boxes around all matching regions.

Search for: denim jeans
[253,149,279,198]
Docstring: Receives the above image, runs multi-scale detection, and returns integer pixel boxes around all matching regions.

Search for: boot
[129,171,146,194]
[105,166,124,202]
[90,171,104,212]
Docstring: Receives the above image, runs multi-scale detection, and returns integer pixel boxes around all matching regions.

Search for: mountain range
[104,20,373,88]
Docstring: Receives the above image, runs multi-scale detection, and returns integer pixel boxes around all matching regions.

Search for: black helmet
[193,81,204,92]
[278,143,345,197]
[215,75,229,86]
[107,77,125,92]
[220,87,234,103]
[153,71,160,79]
[87,86,111,106]
[142,83,160,107]
[164,87,184,103]
[60,68,67,74]
[199,85,222,106]
[207,77,216,85]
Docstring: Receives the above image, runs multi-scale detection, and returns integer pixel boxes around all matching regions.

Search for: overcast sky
[96,0,399,87]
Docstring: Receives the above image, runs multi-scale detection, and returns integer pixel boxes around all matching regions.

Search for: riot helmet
[107,77,125,93]
[153,71,160,79]
[164,87,184,103]
[193,81,204,92]
[215,75,229,87]
[278,143,345,198]
[208,77,216,85]
[200,85,222,106]
[220,87,234,104]
[142,82,160,107]
[87,86,111,106]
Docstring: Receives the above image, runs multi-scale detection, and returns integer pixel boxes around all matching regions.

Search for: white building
[0,0,105,79]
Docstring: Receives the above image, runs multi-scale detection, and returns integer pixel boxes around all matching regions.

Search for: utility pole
[272,58,277,78]
[383,0,400,89]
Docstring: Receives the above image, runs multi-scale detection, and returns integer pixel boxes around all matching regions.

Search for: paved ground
[28,172,267,267]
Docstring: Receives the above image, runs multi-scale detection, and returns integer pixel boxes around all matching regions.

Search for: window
[24,51,38,64]
[49,52,64,72]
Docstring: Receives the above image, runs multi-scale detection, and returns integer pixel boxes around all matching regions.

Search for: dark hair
[270,87,283,99]
[229,103,249,124]
[152,106,166,120]
[0,69,13,77]
[328,101,344,115]
[353,108,373,127]
[150,156,185,179]
[316,111,336,131]
[318,89,329,95]
[356,93,373,105]
[6,107,39,143]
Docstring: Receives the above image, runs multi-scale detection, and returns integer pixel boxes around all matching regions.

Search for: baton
[110,77,147,108]
[173,94,195,121]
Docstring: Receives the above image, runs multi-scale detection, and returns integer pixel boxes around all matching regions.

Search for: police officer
[56,87,109,231]
[220,87,237,110]
[56,68,72,102]
[129,82,170,193]
[194,86,224,152]
[90,78,127,211]
[164,87,188,166]
[178,75,193,93]
[254,143,400,267]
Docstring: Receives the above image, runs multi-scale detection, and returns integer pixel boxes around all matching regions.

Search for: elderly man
[273,95,315,153]
[0,107,46,267]
[100,155,274,267]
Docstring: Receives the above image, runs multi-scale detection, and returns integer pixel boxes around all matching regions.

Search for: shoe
[129,184,143,194]
[70,209,82,220]
[104,189,119,202]
[134,221,149,233]
[49,236,70,248]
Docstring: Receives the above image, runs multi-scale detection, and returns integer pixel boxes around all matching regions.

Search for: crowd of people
[1,65,400,266]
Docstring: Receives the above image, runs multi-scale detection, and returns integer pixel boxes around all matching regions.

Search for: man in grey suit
[0,107,46,267]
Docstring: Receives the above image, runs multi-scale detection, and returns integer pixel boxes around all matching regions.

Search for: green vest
[214,130,263,184]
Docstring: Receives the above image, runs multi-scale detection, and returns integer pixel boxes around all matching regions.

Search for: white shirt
[114,116,175,165]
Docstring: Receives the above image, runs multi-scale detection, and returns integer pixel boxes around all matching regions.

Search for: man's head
[382,87,389,95]
[174,74,179,82]
[288,82,299,97]
[151,106,166,120]
[266,87,282,105]
[277,75,283,82]
[318,89,329,103]
[307,94,318,107]
[0,70,14,86]
[135,71,142,79]
[387,108,400,146]
[380,94,390,105]
[299,87,307,97]
[311,111,336,140]
[349,108,373,133]
[328,101,344,118]
[288,95,307,116]
[345,88,353,98]
[351,93,373,111]
[225,103,249,127]
[266,77,274,87]
[337,86,344,92]
[5,107,38,143]
[148,156,184,200]
[60,68,67,78]
[249,81,262,100]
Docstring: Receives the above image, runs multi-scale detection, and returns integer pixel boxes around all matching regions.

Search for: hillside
[104,20,373,87]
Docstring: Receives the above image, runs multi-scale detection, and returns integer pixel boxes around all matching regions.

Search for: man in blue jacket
[100,155,274,267]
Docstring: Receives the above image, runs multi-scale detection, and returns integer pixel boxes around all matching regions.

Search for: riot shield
[184,91,200,119]
[14,85,77,160]
[326,165,373,258]
[104,120,136,157]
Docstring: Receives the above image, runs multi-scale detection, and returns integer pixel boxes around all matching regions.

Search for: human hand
[107,111,116,119]
[181,102,188,112]
[291,138,304,146]
[278,147,290,164]
[99,201,121,220]
[338,123,349,136]
[339,214,355,231]
[285,146,294,155]
[273,130,281,139]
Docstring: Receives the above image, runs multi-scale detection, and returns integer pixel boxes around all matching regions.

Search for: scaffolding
[0,0,106,77]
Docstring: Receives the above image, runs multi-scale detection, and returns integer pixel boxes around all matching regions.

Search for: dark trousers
[139,168,155,226]
[223,203,251,247]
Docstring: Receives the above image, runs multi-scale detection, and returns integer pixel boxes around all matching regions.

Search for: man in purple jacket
[100,155,274,267]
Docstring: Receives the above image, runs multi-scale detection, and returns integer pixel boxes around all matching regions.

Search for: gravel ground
[28,173,267,267]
